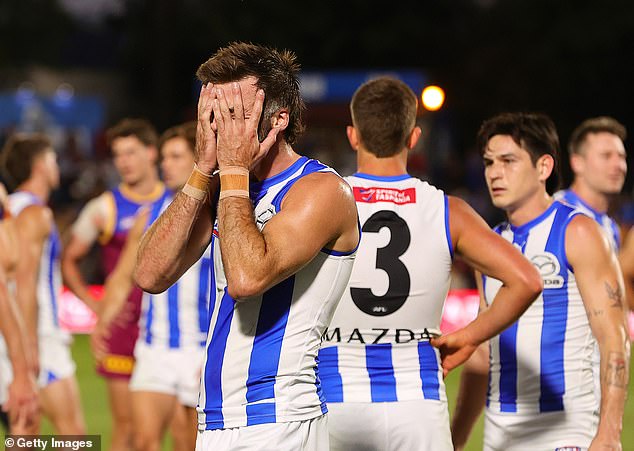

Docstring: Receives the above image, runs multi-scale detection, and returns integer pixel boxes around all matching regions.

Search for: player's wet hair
[477,112,561,194]
[569,116,627,155]
[196,42,305,145]
[350,77,418,158]
[0,133,53,189]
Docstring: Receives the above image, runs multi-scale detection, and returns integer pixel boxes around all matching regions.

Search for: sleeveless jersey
[555,189,620,251]
[8,191,68,341]
[484,201,598,414]
[197,156,357,430]
[318,174,452,404]
[139,193,212,349]
[99,184,167,326]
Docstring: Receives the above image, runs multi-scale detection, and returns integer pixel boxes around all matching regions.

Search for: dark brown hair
[159,122,196,154]
[350,77,418,158]
[196,42,305,145]
[0,133,53,189]
[106,118,158,148]
[477,112,561,194]
[569,116,627,155]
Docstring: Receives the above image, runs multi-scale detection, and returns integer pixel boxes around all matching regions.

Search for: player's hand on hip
[213,83,281,170]
[431,331,478,377]
[196,83,218,175]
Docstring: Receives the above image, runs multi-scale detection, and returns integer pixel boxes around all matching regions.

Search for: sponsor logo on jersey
[555,447,581,451]
[321,327,438,344]
[530,252,564,289]
[353,187,416,205]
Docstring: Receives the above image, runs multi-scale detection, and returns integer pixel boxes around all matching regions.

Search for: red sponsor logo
[353,187,416,204]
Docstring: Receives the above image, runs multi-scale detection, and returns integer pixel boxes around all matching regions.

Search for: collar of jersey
[509,200,559,234]
[564,189,605,218]
[352,172,411,182]
[249,156,309,191]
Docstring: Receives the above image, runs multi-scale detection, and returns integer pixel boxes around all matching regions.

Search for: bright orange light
[421,86,445,111]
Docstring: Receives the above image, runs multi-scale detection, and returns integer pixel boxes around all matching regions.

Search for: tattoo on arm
[605,352,628,389]
[593,309,604,317]
[604,281,624,309]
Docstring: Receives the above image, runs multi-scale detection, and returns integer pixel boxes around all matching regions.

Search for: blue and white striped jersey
[555,189,620,251]
[197,157,357,430]
[8,191,69,341]
[484,201,598,414]
[139,193,212,349]
[319,174,452,404]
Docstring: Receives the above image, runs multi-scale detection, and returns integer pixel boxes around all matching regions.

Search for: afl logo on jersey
[530,252,564,289]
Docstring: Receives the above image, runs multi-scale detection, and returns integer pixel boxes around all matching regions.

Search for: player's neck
[569,180,609,213]
[17,178,50,203]
[356,148,408,176]
[506,191,553,228]
[124,171,161,196]
[252,141,300,181]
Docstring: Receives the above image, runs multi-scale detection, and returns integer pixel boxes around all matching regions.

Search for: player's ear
[407,126,422,150]
[570,152,584,175]
[271,108,289,131]
[148,145,159,165]
[346,125,359,152]
[537,154,554,182]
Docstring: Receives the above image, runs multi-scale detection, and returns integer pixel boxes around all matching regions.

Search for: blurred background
[2,0,634,447]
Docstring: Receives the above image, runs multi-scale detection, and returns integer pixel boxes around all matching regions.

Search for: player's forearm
[218,197,273,299]
[596,331,630,440]
[136,192,209,293]
[0,289,29,378]
[62,261,98,310]
[464,283,540,344]
[451,371,488,449]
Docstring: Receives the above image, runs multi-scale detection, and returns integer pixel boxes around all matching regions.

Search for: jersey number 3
[351,210,411,316]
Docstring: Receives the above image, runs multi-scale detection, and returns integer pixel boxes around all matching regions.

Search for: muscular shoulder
[15,204,52,240]
[285,171,354,208]
[566,213,612,266]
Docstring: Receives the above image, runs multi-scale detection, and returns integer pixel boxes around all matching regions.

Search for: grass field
[38,334,634,450]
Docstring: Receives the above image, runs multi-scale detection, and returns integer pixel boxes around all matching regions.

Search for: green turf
[42,335,634,450]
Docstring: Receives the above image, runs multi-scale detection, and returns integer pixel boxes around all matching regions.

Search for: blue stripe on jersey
[317,346,343,403]
[498,322,519,412]
[168,283,180,348]
[539,207,570,412]
[204,289,236,428]
[244,276,295,426]
[198,257,211,334]
[418,342,441,400]
[366,344,398,402]
[145,296,154,344]
[444,195,454,259]
[48,233,60,326]
[270,159,328,212]
[611,220,621,249]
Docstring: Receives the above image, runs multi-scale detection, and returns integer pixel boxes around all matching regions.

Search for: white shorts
[129,342,205,407]
[327,400,452,451]
[0,335,76,404]
[195,414,328,451]
[484,409,598,451]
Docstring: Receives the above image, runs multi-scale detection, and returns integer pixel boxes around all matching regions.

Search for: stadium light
[421,85,445,111]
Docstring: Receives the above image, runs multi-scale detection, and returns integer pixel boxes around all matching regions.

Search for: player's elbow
[518,266,543,302]
[225,272,266,301]
[133,266,169,294]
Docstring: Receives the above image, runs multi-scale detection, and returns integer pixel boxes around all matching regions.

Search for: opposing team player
[452,113,630,450]
[134,42,360,451]
[0,134,85,434]
[0,182,38,433]
[316,77,542,451]
[93,122,209,451]
[61,118,165,450]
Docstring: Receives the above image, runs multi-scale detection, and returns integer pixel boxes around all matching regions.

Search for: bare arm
[218,173,358,299]
[431,197,542,374]
[61,196,108,312]
[567,215,630,450]
[135,83,219,293]
[13,206,51,366]
[451,275,490,451]
[617,226,634,311]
